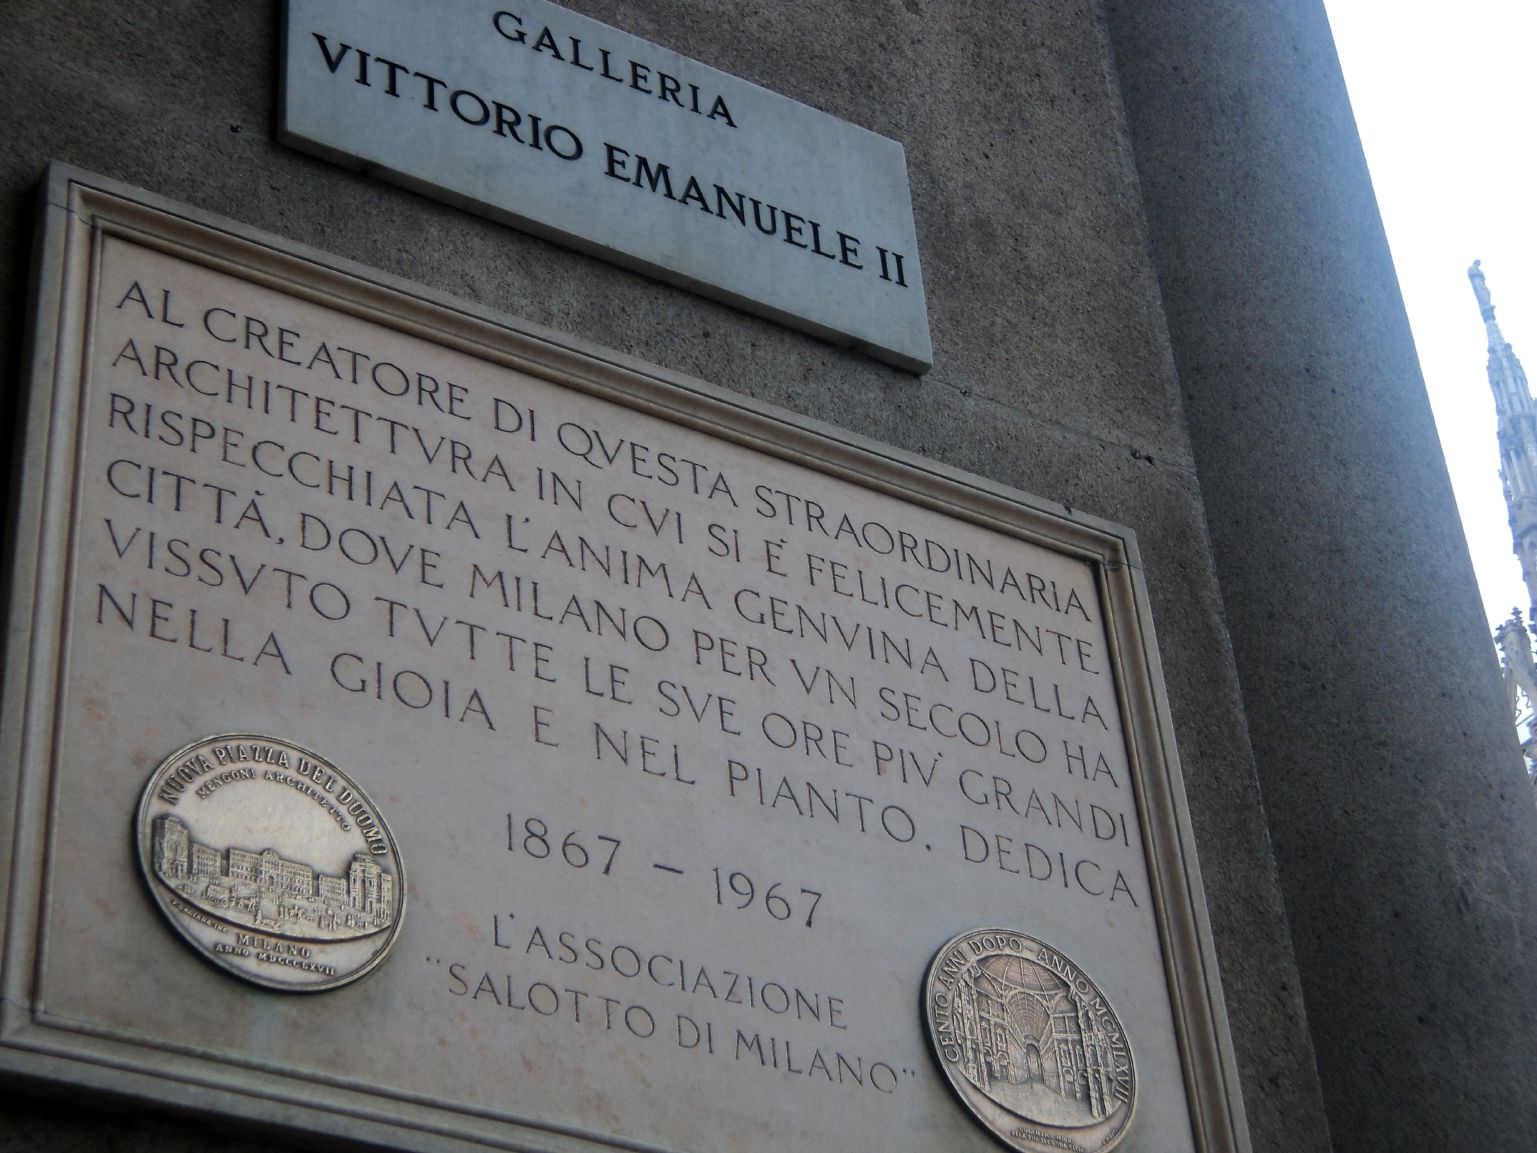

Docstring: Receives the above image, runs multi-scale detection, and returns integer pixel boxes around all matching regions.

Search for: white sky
[1324,0,1537,634]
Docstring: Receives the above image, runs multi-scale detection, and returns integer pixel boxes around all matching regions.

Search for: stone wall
[1106,3,1537,1149]
[0,3,1529,1151]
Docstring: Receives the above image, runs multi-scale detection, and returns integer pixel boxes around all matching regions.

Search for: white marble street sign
[281,0,933,371]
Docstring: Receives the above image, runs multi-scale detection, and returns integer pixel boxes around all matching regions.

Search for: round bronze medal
[923,928,1136,1153]
[135,733,405,992]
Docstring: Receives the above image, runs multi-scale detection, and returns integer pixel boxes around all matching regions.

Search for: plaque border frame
[0,163,1251,1153]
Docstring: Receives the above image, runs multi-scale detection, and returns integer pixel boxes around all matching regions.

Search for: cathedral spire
[1470,258,1500,331]
[1469,260,1532,418]
[1472,260,1537,617]
[1474,262,1537,784]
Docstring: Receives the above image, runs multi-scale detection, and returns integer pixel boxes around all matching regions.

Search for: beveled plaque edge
[0,160,1252,1153]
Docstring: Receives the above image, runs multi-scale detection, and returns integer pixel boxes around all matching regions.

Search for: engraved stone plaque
[0,167,1248,1153]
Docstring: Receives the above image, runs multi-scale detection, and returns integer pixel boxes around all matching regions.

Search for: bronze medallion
[135,734,405,992]
[924,929,1136,1153]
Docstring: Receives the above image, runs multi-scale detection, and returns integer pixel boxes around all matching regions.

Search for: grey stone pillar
[1104,2,1537,1149]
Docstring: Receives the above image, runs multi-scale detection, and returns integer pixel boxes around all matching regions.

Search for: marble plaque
[281,0,932,371]
[0,167,1250,1153]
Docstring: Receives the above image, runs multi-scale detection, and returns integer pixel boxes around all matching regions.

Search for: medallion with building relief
[924,929,1136,1153]
[135,734,405,992]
